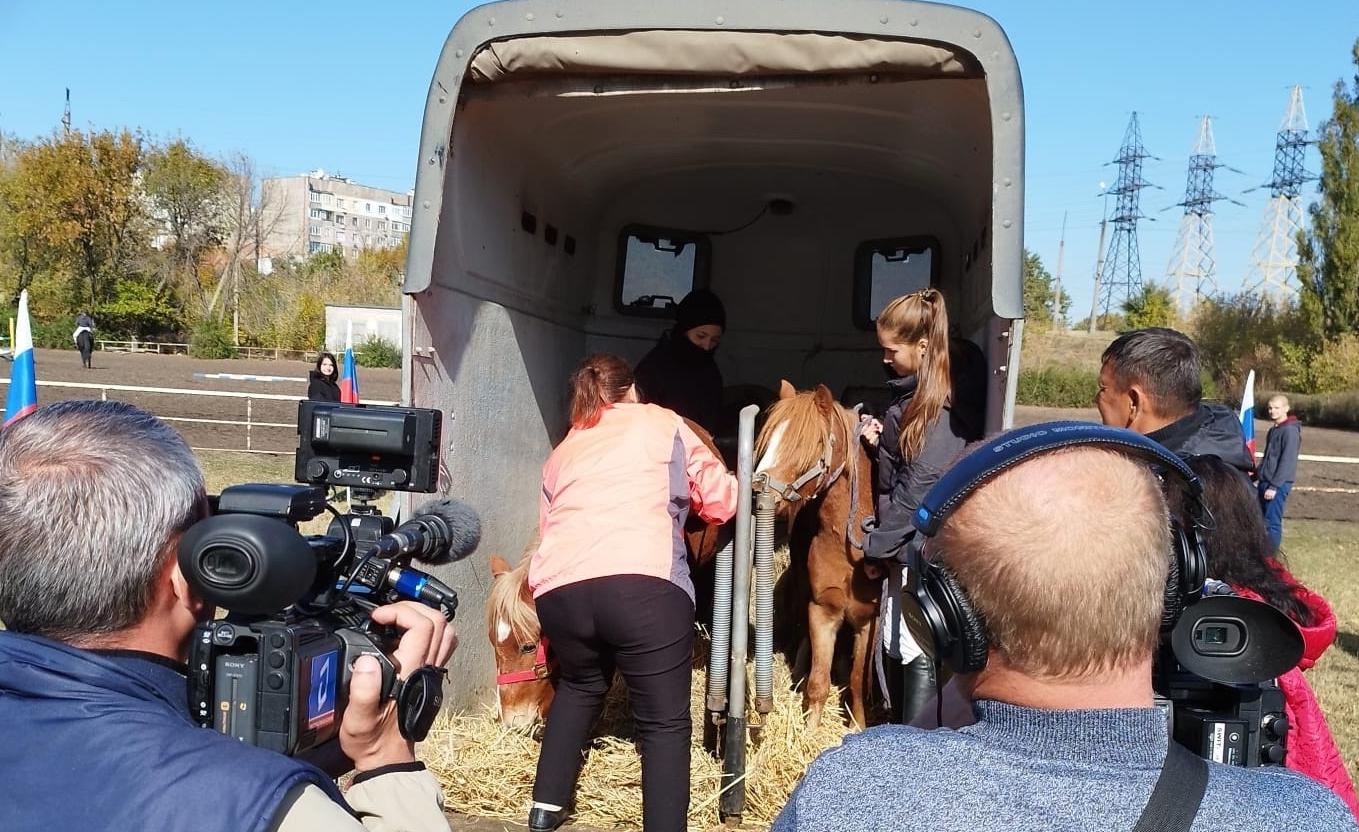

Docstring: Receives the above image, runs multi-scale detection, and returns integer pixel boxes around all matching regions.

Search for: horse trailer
[401,0,1025,708]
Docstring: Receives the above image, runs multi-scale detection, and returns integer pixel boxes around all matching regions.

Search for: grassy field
[1283,520,1359,784]
[195,450,1359,787]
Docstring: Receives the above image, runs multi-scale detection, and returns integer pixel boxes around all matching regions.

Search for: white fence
[93,340,320,363]
[0,379,397,454]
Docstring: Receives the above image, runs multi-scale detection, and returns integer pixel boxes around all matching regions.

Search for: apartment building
[260,169,413,263]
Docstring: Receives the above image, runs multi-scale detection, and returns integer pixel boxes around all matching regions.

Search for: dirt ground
[8,348,402,452]
[1015,405,1359,526]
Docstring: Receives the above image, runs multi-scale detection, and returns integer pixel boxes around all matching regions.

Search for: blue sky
[0,1,1353,321]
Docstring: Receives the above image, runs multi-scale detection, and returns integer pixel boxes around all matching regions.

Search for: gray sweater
[773,701,1355,831]
[1259,418,1302,487]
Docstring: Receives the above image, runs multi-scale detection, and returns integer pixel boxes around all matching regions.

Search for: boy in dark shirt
[1259,394,1302,550]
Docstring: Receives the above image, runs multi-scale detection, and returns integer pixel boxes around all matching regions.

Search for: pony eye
[519,643,537,654]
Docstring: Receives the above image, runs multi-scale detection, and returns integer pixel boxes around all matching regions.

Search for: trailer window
[853,236,940,328]
[615,225,711,317]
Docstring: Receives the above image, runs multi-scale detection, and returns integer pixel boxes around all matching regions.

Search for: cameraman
[773,444,1353,831]
[1095,327,1255,472]
[0,401,456,832]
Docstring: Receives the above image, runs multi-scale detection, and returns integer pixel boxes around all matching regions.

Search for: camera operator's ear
[167,546,210,620]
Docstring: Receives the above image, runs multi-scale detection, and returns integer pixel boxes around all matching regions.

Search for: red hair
[569,354,634,429]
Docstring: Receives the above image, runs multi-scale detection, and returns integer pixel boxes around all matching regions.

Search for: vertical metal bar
[720,404,758,822]
[246,398,253,452]
[752,490,776,713]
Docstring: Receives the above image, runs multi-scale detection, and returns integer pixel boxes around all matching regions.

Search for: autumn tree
[1121,282,1179,330]
[143,140,227,306]
[2,129,147,309]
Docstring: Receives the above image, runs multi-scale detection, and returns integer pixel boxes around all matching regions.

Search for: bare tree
[208,153,287,343]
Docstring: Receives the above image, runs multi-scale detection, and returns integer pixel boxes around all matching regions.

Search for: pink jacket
[1236,578,1358,820]
[530,402,739,601]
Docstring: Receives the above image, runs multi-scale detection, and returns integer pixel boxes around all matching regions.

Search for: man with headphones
[773,423,1351,831]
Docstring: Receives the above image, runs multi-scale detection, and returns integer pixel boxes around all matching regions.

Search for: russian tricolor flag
[4,290,38,426]
[340,320,360,405]
[1239,369,1256,460]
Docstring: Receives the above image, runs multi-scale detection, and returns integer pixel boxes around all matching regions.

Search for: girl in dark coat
[633,289,726,434]
[308,352,341,402]
[860,288,974,724]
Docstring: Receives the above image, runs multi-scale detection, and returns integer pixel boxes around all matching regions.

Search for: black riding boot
[897,654,937,725]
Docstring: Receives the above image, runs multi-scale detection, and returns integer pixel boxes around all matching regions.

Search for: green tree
[1121,282,1178,330]
[143,140,227,310]
[1298,37,1359,340]
[1023,249,1069,329]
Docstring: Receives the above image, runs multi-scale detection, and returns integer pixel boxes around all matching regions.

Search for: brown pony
[487,418,728,727]
[755,380,878,729]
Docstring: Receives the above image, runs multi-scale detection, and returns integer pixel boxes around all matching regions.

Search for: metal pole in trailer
[720,404,758,823]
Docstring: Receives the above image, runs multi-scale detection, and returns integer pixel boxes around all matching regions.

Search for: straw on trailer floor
[421,655,854,830]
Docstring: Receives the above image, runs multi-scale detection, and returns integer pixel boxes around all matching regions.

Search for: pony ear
[813,384,836,410]
[490,555,512,577]
[778,379,797,399]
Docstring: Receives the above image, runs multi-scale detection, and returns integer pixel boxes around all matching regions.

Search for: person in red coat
[1185,455,1358,819]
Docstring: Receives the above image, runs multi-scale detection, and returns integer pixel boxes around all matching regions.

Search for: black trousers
[533,575,694,832]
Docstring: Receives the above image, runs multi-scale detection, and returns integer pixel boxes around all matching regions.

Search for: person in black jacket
[1259,394,1302,550]
[1095,327,1254,472]
[860,288,976,724]
[308,352,341,402]
[633,289,725,434]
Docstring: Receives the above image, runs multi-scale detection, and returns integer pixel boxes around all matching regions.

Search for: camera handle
[336,627,446,742]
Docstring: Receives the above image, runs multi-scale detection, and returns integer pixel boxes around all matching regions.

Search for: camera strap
[1132,740,1209,832]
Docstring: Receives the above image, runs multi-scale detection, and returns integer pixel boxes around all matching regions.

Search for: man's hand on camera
[339,601,458,772]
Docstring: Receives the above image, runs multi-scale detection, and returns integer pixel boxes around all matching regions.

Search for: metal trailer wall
[401,0,1024,709]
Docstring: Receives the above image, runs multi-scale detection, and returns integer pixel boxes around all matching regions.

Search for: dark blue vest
[0,632,346,832]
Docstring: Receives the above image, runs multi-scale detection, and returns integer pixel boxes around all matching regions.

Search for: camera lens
[1202,626,1228,645]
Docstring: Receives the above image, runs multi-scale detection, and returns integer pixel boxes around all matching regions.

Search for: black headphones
[901,421,1209,675]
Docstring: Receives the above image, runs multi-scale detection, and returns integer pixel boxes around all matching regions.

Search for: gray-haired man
[0,400,456,832]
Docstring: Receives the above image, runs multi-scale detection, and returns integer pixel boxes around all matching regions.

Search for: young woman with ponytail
[526,354,738,832]
[860,288,973,724]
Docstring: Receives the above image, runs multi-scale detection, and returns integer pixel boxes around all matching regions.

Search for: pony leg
[847,620,873,729]
[803,601,840,731]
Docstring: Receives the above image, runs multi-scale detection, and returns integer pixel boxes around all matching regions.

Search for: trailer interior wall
[404,15,1022,707]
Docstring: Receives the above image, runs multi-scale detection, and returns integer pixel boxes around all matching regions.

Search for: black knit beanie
[674,289,726,335]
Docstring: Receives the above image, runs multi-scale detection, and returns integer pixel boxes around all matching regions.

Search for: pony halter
[495,639,555,685]
[758,416,862,503]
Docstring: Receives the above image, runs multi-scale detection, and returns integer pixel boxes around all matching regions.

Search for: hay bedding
[421,660,851,830]
[421,546,856,830]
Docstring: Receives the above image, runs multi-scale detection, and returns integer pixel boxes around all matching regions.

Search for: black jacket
[864,375,974,561]
[634,332,723,434]
[1146,403,1255,473]
[1259,417,1301,487]
[307,371,341,403]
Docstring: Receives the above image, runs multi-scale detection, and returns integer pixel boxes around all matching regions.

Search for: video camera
[179,402,479,760]
[1155,580,1303,768]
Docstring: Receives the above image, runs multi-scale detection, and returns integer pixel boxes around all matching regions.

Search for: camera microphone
[368,498,481,565]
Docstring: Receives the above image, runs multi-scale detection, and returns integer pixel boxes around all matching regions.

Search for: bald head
[934,446,1170,679]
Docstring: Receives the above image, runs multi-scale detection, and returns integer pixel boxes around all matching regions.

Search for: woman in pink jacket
[1187,455,1358,819]
[526,353,739,832]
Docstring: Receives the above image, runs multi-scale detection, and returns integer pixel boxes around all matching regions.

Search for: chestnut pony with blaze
[755,380,878,729]
[487,421,728,728]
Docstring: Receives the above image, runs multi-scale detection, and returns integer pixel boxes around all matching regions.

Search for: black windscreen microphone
[368,498,481,565]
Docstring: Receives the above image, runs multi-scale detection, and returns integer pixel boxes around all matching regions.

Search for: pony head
[486,553,555,728]
[755,380,857,512]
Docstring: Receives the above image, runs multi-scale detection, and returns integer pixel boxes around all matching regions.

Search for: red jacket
[1235,575,1359,819]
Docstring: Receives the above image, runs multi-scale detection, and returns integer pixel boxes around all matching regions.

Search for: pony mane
[757,391,850,476]
[486,556,539,646]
